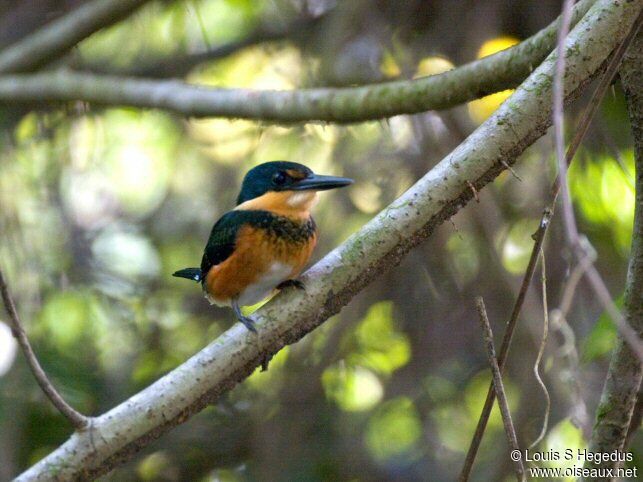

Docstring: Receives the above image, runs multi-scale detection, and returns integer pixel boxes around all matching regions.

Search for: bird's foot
[238,315,257,333]
[232,298,258,333]
[276,279,305,291]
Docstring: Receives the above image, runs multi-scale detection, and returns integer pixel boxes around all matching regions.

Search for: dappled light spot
[423,375,457,403]
[468,36,520,123]
[365,397,422,463]
[190,45,302,90]
[206,468,242,482]
[107,144,170,215]
[185,0,263,46]
[92,228,161,280]
[446,231,480,286]
[14,112,39,144]
[380,50,402,78]
[64,111,176,224]
[136,451,172,481]
[468,89,514,124]
[414,56,455,78]
[322,364,383,412]
[581,305,618,362]
[388,115,415,149]
[350,181,383,214]
[500,219,539,275]
[431,370,517,452]
[39,291,91,348]
[78,1,262,69]
[0,321,17,376]
[346,122,384,154]
[61,168,115,229]
[189,118,258,162]
[304,124,339,144]
[544,419,585,476]
[569,150,635,254]
[477,36,520,59]
[351,301,411,375]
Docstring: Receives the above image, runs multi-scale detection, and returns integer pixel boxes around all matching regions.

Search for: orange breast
[205,224,317,305]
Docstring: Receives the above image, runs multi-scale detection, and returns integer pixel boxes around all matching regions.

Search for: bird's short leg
[232,298,257,333]
[276,279,305,291]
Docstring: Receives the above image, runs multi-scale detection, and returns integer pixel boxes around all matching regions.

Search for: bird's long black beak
[291,174,353,191]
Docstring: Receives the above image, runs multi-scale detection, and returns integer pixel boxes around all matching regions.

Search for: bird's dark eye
[272,172,287,186]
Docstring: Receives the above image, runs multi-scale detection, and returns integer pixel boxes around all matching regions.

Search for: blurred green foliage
[0,1,639,481]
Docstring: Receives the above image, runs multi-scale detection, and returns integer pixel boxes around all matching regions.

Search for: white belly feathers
[206,261,293,308]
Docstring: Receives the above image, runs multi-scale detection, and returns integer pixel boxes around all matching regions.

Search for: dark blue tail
[173,268,202,282]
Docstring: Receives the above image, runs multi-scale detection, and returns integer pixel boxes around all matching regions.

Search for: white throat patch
[287,191,318,209]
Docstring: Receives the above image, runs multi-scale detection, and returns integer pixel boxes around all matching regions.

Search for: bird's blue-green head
[236,161,353,205]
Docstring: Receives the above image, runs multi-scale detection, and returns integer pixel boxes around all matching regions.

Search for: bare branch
[475,297,525,482]
[0,269,88,429]
[0,0,596,123]
[14,0,642,479]
[0,0,153,74]
[459,7,643,480]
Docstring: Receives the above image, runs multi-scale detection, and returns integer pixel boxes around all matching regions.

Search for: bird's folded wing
[200,210,273,275]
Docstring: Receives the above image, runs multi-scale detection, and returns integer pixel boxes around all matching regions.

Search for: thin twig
[458,15,642,482]
[553,8,643,360]
[466,180,479,202]
[459,215,550,482]
[553,0,577,243]
[0,269,88,429]
[475,297,526,482]
[529,250,551,448]
[501,160,523,182]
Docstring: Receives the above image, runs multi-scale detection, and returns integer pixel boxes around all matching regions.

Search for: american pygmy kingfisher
[173,161,353,332]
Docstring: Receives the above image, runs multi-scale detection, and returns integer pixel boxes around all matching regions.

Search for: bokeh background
[0,1,638,480]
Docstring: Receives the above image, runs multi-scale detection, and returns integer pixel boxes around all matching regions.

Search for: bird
[173,161,353,333]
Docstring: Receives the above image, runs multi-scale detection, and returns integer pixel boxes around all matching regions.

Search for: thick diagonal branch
[583,26,643,481]
[0,0,596,122]
[14,0,642,480]
[0,0,152,73]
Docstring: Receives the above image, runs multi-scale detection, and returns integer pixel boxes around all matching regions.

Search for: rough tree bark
[583,24,643,481]
[11,0,641,480]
